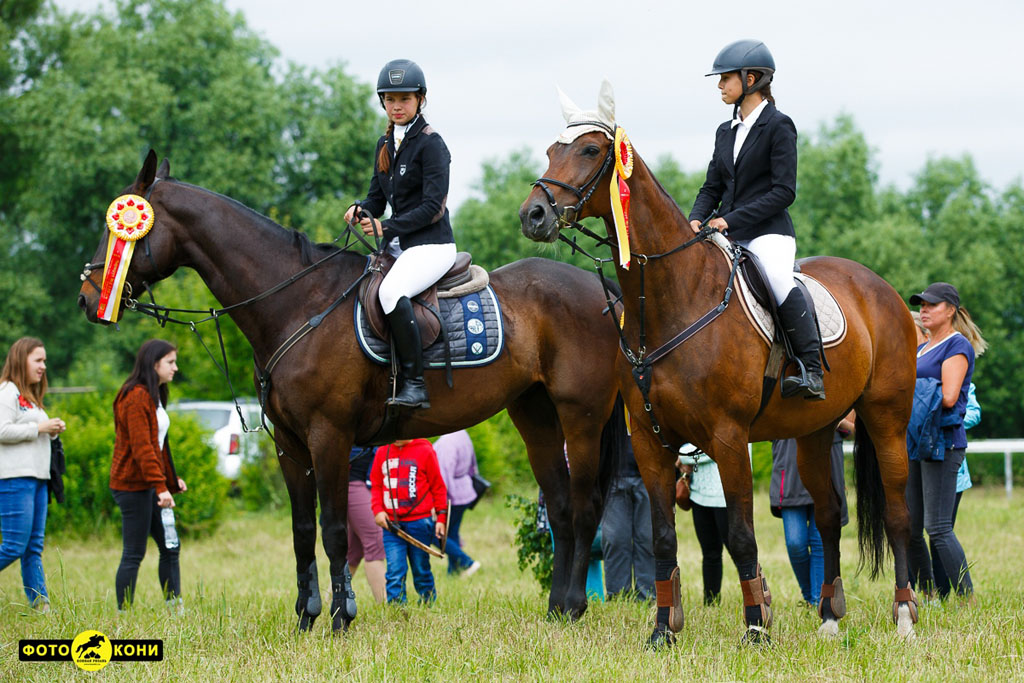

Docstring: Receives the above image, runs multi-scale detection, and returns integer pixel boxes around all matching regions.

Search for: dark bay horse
[79,151,623,631]
[519,89,918,645]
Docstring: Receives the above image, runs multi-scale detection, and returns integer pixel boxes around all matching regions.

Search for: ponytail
[377,121,395,175]
[953,306,988,356]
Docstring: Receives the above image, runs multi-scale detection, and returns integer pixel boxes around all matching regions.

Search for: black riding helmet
[706,40,775,108]
[376,59,427,105]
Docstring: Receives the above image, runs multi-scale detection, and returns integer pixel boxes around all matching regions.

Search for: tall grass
[2,488,1021,680]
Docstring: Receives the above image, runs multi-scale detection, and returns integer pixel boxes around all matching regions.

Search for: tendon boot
[778,289,825,401]
[386,296,430,409]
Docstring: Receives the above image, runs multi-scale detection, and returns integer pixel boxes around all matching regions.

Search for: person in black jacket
[345,59,457,409]
[688,40,824,400]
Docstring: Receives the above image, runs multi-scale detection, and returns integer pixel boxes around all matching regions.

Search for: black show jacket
[361,115,455,249]
[688,102,797,242]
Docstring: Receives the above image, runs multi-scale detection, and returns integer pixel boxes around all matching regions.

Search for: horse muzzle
[519,200,560,243]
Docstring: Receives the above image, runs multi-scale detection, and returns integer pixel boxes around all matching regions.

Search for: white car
[167,399,269,480]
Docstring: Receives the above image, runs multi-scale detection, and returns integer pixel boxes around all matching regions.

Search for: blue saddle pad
[354,285,505,368]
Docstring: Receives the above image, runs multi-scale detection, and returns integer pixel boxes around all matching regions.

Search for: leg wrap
[331,564,358,624]
[893,583,919,624]
[654,567,684,633]
[296,560,322,618]
[818,576,846,620]
[740,565,773,628]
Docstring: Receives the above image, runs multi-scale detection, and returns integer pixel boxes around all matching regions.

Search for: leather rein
[533,128,742,450]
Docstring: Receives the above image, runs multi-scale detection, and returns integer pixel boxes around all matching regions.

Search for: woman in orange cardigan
[110,339,186,611]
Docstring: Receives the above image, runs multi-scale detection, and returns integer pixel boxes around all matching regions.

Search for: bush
[237,440,289,512]
[505,493,553,592]
[466,410,535,493]
[45,389,230,538]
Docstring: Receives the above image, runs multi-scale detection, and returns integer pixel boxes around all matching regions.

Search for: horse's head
[520,81,620,243]
[78,150,182,324]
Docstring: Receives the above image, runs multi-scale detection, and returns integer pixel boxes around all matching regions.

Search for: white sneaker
[463,561,481,577]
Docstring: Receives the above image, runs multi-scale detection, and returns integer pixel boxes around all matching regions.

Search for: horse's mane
[174,181,346,266]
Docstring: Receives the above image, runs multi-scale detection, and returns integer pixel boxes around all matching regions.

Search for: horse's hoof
[647,625,676,650]
[895,604,916,641]
[741,626,772,646]
[817,619,840,639]
[297,611,317,633]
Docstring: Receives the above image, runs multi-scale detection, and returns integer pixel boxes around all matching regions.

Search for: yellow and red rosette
[610,127,634,269]
[97,194,155,322]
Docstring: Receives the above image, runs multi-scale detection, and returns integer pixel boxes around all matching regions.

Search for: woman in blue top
[906,282,987,599]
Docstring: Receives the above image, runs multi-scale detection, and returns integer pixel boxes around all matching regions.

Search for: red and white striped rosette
[97,194,155,322]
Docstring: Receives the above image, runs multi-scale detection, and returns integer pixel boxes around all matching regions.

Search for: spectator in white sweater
[0,337,65,611]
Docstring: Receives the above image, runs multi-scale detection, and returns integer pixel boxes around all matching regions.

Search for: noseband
[533,121,617,228]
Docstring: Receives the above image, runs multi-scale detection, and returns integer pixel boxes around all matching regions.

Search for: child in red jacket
[371,438,448,603]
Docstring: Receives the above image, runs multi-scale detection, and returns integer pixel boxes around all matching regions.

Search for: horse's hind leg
[795,427,846,638]
[507,391,577,619]
[855,396,916,639]
[277,430,321,632]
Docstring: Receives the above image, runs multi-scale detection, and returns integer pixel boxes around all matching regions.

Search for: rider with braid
[346,59,457,409]
[689,40,824,400]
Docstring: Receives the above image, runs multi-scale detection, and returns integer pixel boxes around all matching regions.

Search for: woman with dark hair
[906,282,986,600]
[344,58,457,410]
[689,40,824,400]
[0,337,65,611]
[110,339,187,611]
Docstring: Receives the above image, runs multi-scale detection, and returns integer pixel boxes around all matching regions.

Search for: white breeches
[379,242,458,314]
[736,234,797,304]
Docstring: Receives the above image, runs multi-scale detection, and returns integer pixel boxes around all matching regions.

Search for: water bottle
[161,507,180,549]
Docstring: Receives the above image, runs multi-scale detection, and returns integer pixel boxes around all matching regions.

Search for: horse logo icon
[71,630,112,671]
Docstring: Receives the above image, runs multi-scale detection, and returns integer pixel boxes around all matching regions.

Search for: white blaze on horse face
[556,80,617,143]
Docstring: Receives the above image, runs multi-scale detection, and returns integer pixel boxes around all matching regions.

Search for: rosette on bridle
[97,194,155,321]
[609,127,634,269]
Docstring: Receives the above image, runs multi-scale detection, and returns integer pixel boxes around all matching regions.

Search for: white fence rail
[843,439,1024,498]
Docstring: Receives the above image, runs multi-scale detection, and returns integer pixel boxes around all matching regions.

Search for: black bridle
[532,120,618,229]
[531,127,741,452]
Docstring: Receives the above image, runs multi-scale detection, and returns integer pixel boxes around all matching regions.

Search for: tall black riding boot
[386,296,430,409]
[777,289,826,401]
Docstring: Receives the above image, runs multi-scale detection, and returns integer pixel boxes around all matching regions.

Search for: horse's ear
[156,158,170,179]
[597,80,615,128]
[134,149,158,193]
[558,86,582,124]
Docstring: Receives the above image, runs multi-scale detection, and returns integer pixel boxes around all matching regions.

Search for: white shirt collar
[731,98,769,129]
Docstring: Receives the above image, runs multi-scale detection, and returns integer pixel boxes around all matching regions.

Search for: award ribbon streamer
[98,194,155,322]
[610,127,634,269]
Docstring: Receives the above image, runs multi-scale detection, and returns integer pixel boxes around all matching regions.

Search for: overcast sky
[55,0,1024,210]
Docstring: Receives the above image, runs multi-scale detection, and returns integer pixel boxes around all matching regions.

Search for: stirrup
[387,378,430,409]
[781,358,825,401]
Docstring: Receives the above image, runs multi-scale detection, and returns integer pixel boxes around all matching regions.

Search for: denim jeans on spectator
[780,504,823,604]
[382,517,436,604]
[444,504,475,573]
[0,477,49,605]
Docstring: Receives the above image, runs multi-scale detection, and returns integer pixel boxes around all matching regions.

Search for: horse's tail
[597,394,626,506]
[853,414,889,578]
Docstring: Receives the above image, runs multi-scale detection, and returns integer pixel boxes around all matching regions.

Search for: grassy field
[2,487,1022,681]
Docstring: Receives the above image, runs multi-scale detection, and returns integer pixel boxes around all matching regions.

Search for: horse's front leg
[309,421,356,634]
[277,431,321,632]
[715,428,772,644]
[634,430,682,648]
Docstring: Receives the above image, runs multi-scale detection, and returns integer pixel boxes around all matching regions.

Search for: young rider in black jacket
[688,40,824,401]
[346,59,456,409]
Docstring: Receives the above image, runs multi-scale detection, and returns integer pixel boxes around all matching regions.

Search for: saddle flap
[357,252,441,348]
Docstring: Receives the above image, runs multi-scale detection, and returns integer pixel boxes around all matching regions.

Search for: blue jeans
[780,505,823,604]
[382,517,436,604]
[444,504,475,574]
[0,477,49,604]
